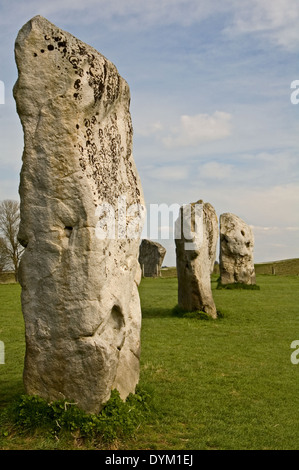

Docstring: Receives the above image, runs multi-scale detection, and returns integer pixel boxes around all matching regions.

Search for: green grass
[0,274,299,450]
[0,284,25,408]
[162,258,299,277]
[216,281,260,290]
[160,267,177,278]
[254,258,299,276]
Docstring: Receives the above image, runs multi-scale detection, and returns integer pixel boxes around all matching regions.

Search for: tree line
[0,199,24,281]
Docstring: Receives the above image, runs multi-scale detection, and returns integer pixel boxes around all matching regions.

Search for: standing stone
[13,16,145,413]
[175,200,218,319]
[219,213,256,285]
[139,239,166,277]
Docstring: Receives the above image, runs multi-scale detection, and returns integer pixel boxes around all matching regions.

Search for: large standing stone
[175,200,218,319]
[139,239,166,277]
[13,16,145,413]
[219,213,256,285]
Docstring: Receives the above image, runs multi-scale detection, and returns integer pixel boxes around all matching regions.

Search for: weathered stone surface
[219,213,256,285]
[138,239,166,277]
[13,16,144,413]
[175,200,218,318]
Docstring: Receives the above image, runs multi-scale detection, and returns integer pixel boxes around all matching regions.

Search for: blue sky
[0,0,298,265]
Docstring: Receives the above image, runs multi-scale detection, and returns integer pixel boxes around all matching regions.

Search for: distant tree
[0,200,24,281]
[0,237,10,273]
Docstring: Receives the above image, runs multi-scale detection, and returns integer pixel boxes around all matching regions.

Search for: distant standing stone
[13,16,144,413]
[175,200,218,319]
[138,239,166,277]
[219,213,256,285]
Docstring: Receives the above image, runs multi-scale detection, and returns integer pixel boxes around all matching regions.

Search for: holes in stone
[58,41,67,48]
[241,230,245,236]
[64,226,73,238]
[40,49,45,53]
[19,238,28,248]
[110,305,125,353]
[47,44,54,51]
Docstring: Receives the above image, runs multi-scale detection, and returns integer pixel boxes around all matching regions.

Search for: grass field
[254,258,299,276]
[0,272,299,450]
[160,257,299,278]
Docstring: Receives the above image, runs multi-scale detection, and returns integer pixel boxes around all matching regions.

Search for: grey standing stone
[219,213,256,285]
[13,16,145,413]
[138,239,166,277]
[175,200,218,319]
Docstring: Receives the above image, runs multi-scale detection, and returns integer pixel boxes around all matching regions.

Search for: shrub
[9,386,151,444]
[172,304,224,320]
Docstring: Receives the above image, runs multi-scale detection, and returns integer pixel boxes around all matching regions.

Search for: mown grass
[254,258,299,276]
[0,284,24,408]
[161,257,299,278]
[135,274,299,450]
[0,274,299,450]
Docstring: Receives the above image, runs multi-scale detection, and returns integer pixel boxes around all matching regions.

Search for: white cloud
[195,152,299,188]
[251,225,279,233]
[145,165,188,181]
[252,225,299,233]
[135,121,164,137]
[163,111,232,148]
[220,183,299,229]
[250,224,299,262]
[199,162,234,180]
[0,0,225,29]
[2,0,299,51]
[226,0,299,50]
[1,0,298,266]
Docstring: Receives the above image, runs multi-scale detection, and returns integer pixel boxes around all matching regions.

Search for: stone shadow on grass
[141,307,175,319]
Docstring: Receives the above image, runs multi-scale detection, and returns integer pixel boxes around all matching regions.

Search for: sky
[0,0,298,266]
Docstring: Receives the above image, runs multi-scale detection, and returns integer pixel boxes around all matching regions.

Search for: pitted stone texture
[175,200,218,319]
[219,213,256,285]
[139,239,166,277]
[14,16,144,413]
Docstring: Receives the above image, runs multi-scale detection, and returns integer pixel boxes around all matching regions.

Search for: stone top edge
[14,15,113,70]
[220,212,243,220]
